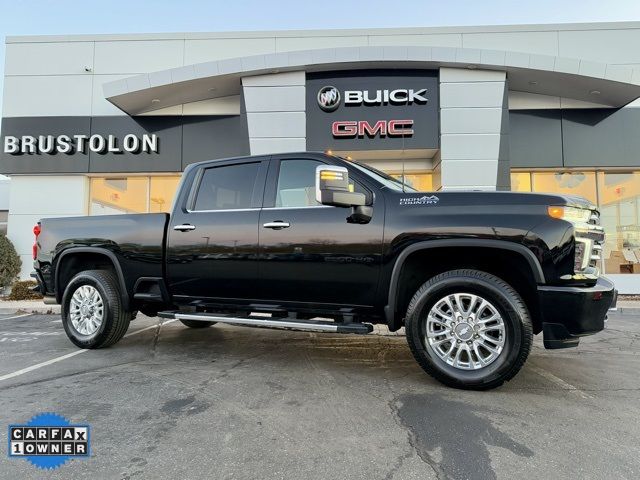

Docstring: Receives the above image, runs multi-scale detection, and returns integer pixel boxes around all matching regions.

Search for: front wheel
[405,269,532,390]
[61,270,132,349]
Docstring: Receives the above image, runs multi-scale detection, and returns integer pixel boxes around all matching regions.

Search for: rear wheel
[405,269,532,390]
[61,270,132,349]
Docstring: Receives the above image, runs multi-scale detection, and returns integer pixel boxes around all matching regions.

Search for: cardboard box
[605,250,632,274]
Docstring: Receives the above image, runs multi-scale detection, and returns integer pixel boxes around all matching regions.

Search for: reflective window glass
[90,175,183,215]
[389,172,433,191]
[194,163,259,211]
[597,172,640,275]
[510,172,532,192]
[276,160,322,208]
[150,176,181,213]
[90,177,148,215]
[531,171,597,204]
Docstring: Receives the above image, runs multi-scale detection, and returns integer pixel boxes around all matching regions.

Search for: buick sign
[317,86,340,112]
[344,88,428,105]
[318,86,429,112]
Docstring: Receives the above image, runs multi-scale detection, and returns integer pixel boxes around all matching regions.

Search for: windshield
[347,161,418,192]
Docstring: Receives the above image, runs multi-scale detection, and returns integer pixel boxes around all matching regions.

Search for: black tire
[61,270,132,349]
[180,319,215,328]
[405,269,532,390]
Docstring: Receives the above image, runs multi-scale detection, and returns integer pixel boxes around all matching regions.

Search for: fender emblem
[399,195,439,206]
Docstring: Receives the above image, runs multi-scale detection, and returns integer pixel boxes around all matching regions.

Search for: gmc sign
[332,120,414,137]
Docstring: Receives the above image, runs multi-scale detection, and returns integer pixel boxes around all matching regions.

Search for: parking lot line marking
[0,313,32,322]
[529,366,593,399]
[0,320,175,383]
[0,350,87,382]
[123,320,175,338]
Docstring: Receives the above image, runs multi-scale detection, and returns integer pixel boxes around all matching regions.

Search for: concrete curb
[0,300,61,315]
[610,307,640,316]
[0,306,61,315]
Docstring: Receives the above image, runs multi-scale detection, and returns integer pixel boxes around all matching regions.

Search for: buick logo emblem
[317,86,340,112]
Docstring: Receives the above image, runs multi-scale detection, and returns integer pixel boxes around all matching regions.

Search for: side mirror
[315,165,366,208]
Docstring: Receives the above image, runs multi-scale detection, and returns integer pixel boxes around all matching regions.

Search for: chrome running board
[159,311,372,334]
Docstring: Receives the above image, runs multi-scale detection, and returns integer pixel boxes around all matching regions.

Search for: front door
[258,156,384,307]
[166,158,268,302]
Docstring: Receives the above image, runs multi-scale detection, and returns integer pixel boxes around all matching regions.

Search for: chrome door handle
[173,224,196,231]
[263,221,290,229]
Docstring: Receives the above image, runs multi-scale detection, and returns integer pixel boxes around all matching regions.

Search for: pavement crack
[388,397,446,480]
[383,447,413,480]
[150,319,163,357]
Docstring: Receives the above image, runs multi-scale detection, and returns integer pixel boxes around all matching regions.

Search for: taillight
[32,223,41,260]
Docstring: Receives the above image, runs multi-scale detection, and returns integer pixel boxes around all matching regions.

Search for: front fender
[383,239,545,331]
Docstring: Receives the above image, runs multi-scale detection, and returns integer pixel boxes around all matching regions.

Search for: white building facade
[2,22,640,291]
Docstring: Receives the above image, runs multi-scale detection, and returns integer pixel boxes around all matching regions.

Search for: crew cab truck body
[33,152,616,389]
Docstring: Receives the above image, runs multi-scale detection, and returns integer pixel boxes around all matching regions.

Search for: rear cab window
[192,162,261,211]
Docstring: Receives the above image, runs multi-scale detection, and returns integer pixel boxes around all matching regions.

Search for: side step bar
[159,311,372,334]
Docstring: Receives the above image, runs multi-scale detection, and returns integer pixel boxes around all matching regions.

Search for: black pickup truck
[33,152,616,390]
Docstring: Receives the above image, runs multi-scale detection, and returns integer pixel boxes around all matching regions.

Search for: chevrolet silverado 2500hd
[32,152,616,389]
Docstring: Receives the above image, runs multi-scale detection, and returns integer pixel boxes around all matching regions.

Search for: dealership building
[2,22,640,291]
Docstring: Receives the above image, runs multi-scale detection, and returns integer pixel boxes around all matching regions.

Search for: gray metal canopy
[104,46,640,115]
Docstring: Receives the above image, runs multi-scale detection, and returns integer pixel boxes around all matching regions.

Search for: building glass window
[510,172,531,192]
[90,175,182,215]
[511,169,640,276]
[597,172,640,275]
[0,210,8,235]
[90,177,149,215]
[531,171,597,204]
[388,172,433,191]
[150,176,181,213]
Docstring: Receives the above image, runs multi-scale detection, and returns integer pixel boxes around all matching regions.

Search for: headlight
[547,206,591,223]
[574,238,592,271]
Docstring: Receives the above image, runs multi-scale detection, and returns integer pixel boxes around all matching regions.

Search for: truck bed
[36,213,170,300]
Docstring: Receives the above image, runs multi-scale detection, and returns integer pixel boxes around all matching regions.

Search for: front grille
[575,209,604,274]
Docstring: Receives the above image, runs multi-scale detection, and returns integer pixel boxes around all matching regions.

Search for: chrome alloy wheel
[425,293,505,370]
[69,285,104,336]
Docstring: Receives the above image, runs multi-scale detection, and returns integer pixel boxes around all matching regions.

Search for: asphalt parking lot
[0,311,639,479]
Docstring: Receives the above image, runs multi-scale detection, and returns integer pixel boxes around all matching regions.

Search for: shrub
[0,234,21,289]
[8,280,42,301]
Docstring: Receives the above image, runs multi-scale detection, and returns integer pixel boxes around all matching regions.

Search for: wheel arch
[55,247,130,310]
[384,239,545,332]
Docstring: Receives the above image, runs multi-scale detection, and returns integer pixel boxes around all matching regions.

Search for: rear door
[166,157,268,302]
[258,155,384,307]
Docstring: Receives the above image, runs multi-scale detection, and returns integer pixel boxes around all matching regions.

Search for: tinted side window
[194,162,259,211]
[276,159,371,207]
[276,160,322,207]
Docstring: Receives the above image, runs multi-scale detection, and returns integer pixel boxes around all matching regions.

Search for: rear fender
[54,247,131,310]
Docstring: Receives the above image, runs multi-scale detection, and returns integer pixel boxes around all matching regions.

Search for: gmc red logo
[332,120,414,138]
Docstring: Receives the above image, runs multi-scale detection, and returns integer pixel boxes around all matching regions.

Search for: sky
[1,0,640,117]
